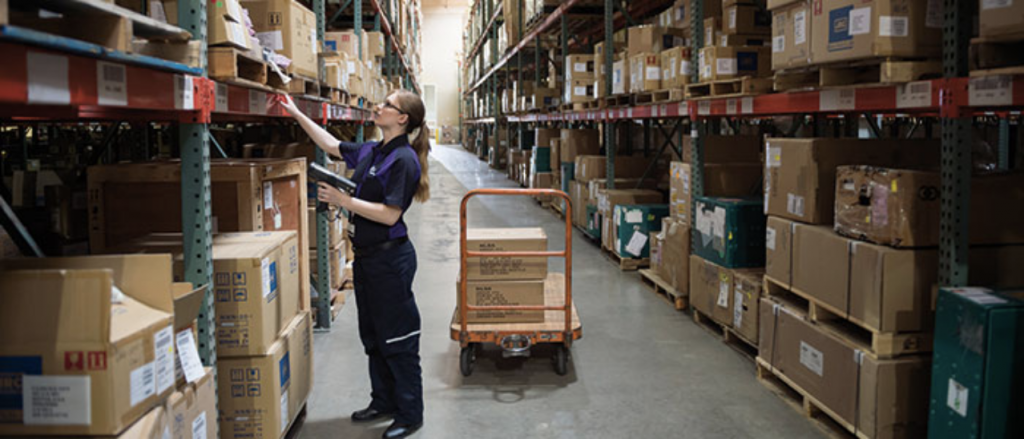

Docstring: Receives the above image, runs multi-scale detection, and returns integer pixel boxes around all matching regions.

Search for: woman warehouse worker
[282,90,429,439]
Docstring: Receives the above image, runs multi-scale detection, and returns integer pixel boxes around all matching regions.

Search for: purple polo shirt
[337,134,421,248]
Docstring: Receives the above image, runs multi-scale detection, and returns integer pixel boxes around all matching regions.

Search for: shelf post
[313,0,333,328]
[178,0,215,367]
[604,0,615,189]
[939,0,972,287]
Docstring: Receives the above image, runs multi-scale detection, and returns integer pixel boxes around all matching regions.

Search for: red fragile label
[64,351,84,371]
[87,352,108,370]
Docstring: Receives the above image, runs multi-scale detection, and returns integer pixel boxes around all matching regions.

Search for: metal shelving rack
[460,0,1005,287]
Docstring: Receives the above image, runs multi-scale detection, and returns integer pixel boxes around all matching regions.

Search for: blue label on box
[0,356,42,423]
[828,6,854,52]
[279,352,291,389]
[325,41,337,51]
[737,52,760,74]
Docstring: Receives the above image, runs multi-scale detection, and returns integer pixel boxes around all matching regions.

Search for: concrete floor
[299,144,823,439]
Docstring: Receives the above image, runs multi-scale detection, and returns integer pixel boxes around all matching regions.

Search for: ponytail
[391,89,431,203]
[411,121,431,202]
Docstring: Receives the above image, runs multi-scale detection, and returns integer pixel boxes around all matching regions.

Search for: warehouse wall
[422,4,467,132]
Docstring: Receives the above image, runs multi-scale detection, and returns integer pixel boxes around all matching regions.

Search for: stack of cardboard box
[208,0,255,52]
[757,137,1024,437]
[323,30,385,102]
[115,231,314,439]
[0,254,216,439]
[564,54,596,105]
[463,228,549,324]
[698,0,771,82]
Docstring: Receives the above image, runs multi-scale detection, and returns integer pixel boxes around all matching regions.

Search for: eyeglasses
[381,101,406,114]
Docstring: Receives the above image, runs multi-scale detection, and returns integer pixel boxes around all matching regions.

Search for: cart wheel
[460,346,475,377]
[553,346,569,376]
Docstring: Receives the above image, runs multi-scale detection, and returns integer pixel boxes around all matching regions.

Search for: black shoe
[382,421,422,439]
[351,407,394,423]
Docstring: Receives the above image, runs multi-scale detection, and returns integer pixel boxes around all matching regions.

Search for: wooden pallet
[651,88,685,103]
[638,268,688,311]
[775,58,942,90]
[756,358,860,439]
[603,248,648,271]
[582,100,602,109]
[686,76,773,99]
[970,36,1024,75]
[288,73,321,97]
[561,102,588,111]
[763,275,932,358]
[819,58,941,87]
[1,0,191,56]
[633,91,655,105]
[603,94,631,107]
[209,47,269,88]
[693,309,757,361]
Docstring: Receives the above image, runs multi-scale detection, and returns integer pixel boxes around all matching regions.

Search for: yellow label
[728,231,733,240]
[891,180,898,193]
[865,215,871,224]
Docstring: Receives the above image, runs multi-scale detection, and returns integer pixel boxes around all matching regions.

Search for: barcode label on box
[983,0,1012,10]
[969,76,1013,106]
[646,67,661,80]
[280,389,290,433]
[193,411,208,439]
[176,329,206,383]
[733,291,744,327]
[799,341,824,376]
[97,62,128,106]
[879,16,908,37]
[154,325,175,394]
[717,58,737,75]
[22,376,91,425]
[787,193,805,217]
[129,362,156,406]
[773,36,785,53]
[849,7,871,35]
[625,231,648,257]
[795,10,808,44]
[717,281,729,308]
[766,227,777,250]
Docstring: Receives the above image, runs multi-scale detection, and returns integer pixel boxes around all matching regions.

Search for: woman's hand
[280,94,301,117]
[317,182,350,209]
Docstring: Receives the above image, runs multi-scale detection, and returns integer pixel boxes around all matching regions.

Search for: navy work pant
[353,240,423,425]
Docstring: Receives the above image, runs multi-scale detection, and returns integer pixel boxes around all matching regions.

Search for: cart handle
[459,188,573,342]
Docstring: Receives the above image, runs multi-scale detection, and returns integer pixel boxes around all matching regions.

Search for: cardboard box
[656,217,691,292]
[627,25,687,59]
[669,162,763,224]
[681,134,763,164]
[765,215,802,286]
[725,4,771,35]
[629,53,661,92]
[693,197,766,268]
[699,45,771,81]
[560,129,600,163]
[549,139,561,175]
[244,0,318,78]
[208,0,244,21]
[599,190,664,251]
[611,57,628,95]
[566,79,595,103]
[463,279,545,323]
[120,232,302,357]
[365,31,385,58]
[980,1,1024,40]
[310,241,348,290]
[732,269,763,343]
[325,30,369,60]
[306,206,346,250]
[466,228,548,281]
[764,138,940,224]
[574,155,651,182]
[759,297,932,438]
[0,254,196,436]
[810,0,942,65]
[704,17,721,46]
[209,15,251,50]
[719,34,770,47]
[218,312,313,439]
[835,167,1024,247]
[690,255,739,326]
[771,1,811,70]
[167,367,216,439]
[670,0,723,30]
[660,46,693,88]
[565,54,595,81]
[614,204,669,259]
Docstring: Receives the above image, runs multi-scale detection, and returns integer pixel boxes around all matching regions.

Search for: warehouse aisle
[300,144,823,439]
